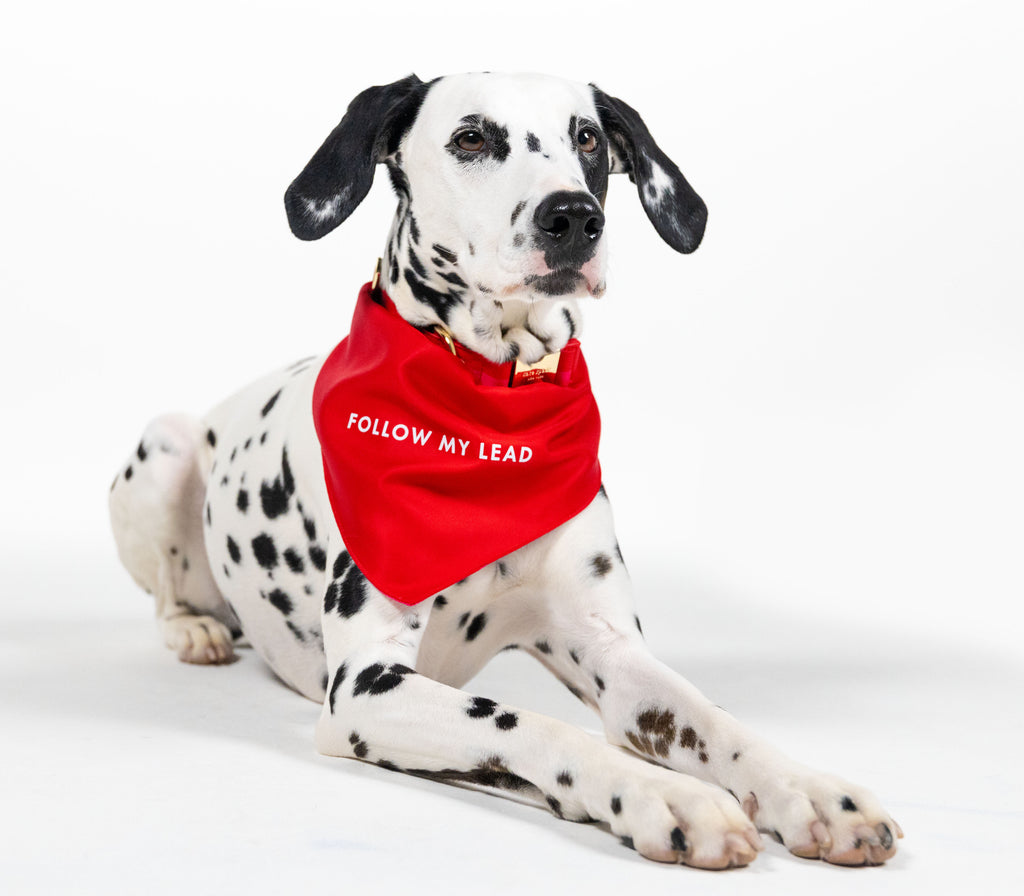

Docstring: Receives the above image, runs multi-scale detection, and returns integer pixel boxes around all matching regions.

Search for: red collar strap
[312,282,602,605]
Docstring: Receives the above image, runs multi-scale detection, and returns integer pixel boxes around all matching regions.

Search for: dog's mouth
[494,257,606,300]
[524,268,604,298]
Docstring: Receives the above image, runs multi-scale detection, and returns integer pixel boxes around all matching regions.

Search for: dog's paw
[161,614,236,665]
[605,766,762,869]
[743,769,902,866]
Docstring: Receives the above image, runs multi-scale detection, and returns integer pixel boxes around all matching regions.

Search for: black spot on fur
[206,429,216,447]
[403,268,460,325]
[328,663,347,713]
[465,612,487,641]
[226,535,241,564]
[562,307,576,339]
[546,796,564,818]
[266,588,293,615]
[510,200,527,225]
[670,827,688,852]
[352,662,413,697]
[495,712,518,731]
[526,131,541,152]
[457,612,470,628]
[432,243,458,264]
[408,765,530,791]
[260,448,296,519]
[634,615,643,635]
[433,594,447,609]
[467,696,497,718]
[261,389,282,417]
[408,246,428,278]
[124,465,133,480]
[285,620,305,641]
[283,547,304,574]
[534,639,552,654]
[594,675,605,692]
[556,771,574,788]
[569,648,580,665]
[377,759,400,771]
[333,551,351,580]
[610,796,622,815]
[236,489,249,513]
[733,752,741,761]
[136,441,147,462]
[591,553,613,577]
[308,545,326,572]
[335,567,367,618]
[439,269,468,288]
[841,796,858,812]
[627,707,677,758]
[349,732,369,759]
[620,836,635,851]
[251,533,278,570]
[680,726,698,750]
[302,514,316,542]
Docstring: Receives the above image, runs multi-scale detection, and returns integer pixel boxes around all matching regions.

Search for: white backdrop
[2,2,1022,893]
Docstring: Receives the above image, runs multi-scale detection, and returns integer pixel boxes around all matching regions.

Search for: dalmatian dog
[109,72,902,869]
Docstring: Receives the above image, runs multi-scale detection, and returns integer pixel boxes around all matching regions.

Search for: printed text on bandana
[347,413,533,463]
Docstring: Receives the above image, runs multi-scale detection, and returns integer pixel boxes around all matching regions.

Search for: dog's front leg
[315,549,760,868]
[590,643,902,865]
[533,493,902,866]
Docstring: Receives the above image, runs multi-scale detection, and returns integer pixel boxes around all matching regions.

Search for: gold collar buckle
[433,325,459,358]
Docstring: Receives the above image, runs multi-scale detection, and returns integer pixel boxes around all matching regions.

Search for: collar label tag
[511,351,561,387]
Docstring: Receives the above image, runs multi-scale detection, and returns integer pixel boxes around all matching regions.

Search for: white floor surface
[3,549,1021,895]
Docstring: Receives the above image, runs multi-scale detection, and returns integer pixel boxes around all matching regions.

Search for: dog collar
[312,281,603,605]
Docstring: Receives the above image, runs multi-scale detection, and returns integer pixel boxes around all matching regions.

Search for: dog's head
[286,73,706,361]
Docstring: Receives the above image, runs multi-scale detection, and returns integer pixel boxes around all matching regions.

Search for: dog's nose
[533,191,605,262]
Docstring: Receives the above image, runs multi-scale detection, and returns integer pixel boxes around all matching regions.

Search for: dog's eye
[454,130,486,152]
[577,128,599,154]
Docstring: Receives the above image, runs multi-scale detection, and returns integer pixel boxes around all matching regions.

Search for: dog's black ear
[285,74,428,241]
[590,85,707,253]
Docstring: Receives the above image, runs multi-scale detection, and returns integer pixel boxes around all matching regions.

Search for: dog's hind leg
[109,413,240,664]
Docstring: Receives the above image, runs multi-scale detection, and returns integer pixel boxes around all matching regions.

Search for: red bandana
[312,282,602,605]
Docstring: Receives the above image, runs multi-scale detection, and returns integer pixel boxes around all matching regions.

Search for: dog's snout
[533,191,605,261]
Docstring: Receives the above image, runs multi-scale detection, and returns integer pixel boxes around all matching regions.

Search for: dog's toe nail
[876,822,894,850]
